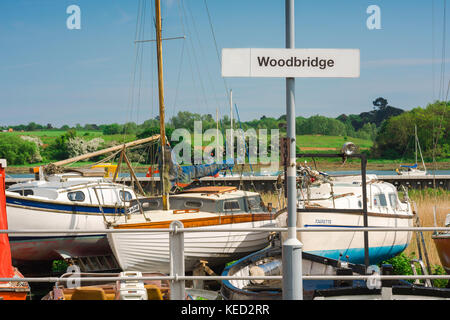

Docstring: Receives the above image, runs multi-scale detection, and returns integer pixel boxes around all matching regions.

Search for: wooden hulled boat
[107,186,277,273]
[432,214,450,275]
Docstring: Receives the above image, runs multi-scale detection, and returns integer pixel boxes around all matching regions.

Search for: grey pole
[169,220,185,300]
[282,0,303,300]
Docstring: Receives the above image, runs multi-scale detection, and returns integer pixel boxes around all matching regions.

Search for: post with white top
[282,0,303,300]
[220,0,360,301]
[169,220,185,300]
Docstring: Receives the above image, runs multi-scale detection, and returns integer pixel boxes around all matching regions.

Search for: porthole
[67,191,85,202]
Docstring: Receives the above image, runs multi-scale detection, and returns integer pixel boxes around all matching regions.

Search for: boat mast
[415,125,418,165]
[155,0,168,209]
[216,107,219,162]
[230,89,233,141]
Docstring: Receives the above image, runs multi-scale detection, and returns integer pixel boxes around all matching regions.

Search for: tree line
[0,98,448,165]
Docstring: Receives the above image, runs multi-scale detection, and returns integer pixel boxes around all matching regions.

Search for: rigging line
[173,0,200,113]
[175,1,202,115]
[181,0,212,115]
[135,0,149,126]
[150,0,156,120]
[439,0,447,100]
[171,0,188,120]
[185,1,222,114]
[179,0,210,114]
[123,0,146,144]
[203,0,230,104]
[432,0,436,101]
[171,39,186,119]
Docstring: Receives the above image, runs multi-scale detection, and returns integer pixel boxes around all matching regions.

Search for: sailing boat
[5,136,158,268]
[396,125,427,176]
[106,0,276,273]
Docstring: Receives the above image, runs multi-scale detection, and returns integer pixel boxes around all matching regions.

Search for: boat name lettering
[315,219,332,224]
[127,204,140,214]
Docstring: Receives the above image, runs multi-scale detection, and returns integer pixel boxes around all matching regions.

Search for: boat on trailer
[278,166,414,265]
[107,186,277,273]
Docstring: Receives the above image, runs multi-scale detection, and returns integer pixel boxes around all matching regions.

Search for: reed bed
[404,189,450,267]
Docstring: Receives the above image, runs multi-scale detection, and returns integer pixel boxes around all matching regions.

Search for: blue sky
[0,0,448,127]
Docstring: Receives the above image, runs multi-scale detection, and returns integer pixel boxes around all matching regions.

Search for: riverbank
[6,161,450,175]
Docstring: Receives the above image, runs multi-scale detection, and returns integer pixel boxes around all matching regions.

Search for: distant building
[8,128,13,132]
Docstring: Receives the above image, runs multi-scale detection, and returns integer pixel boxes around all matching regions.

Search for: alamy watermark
[366,5,381,30]
[366,265,382,289]
[67,5,81,30]
[170,121,280,172]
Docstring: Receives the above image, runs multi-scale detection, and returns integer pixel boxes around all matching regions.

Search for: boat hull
[280,210,413,265]
[220,245,367,300]
[6,195,120,261]
[432,233,450,274]
[108,219,277,273]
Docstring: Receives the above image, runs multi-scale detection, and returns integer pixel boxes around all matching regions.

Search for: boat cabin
[7,172,137,207]
[130,187,268,215]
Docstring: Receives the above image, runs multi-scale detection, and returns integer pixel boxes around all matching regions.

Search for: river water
[6,170,450,179]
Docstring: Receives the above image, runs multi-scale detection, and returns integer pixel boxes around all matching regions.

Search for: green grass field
[0,130,135,144]
[296,134,373,150]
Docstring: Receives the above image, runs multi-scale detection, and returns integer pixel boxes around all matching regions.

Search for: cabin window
[184,200,203,209]
[143,200,160,209]
[247,197,262,211]
[374,194,387,207]
[223,200,240,211]
[67,191,85,202]
[12,189,34,196]
[389,193,398,209]
[119,191,133,202]
[379,194,388,206]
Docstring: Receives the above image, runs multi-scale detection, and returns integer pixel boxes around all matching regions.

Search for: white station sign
[222,48,360,78]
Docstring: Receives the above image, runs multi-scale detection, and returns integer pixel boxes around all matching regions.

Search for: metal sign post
[282,0,303,300]
[221,0,360,300]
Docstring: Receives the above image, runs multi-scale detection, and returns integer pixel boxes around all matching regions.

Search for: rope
[203,0,231,105]
[438,0,447,100]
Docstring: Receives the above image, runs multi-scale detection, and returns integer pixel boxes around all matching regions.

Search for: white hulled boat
[106,0,276,274]
[278,167,414,265]
[6,168,137,263]
[107,186,276,273]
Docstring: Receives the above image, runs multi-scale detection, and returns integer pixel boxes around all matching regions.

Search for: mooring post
[169,220,185,300]
[361,154,370,270]
[282,0,303,300]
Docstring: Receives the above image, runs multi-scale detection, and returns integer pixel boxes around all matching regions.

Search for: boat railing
[1,224,450,300]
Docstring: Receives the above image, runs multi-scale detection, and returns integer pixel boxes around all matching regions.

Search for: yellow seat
[70,287,108,300]
[145,285,163,300]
